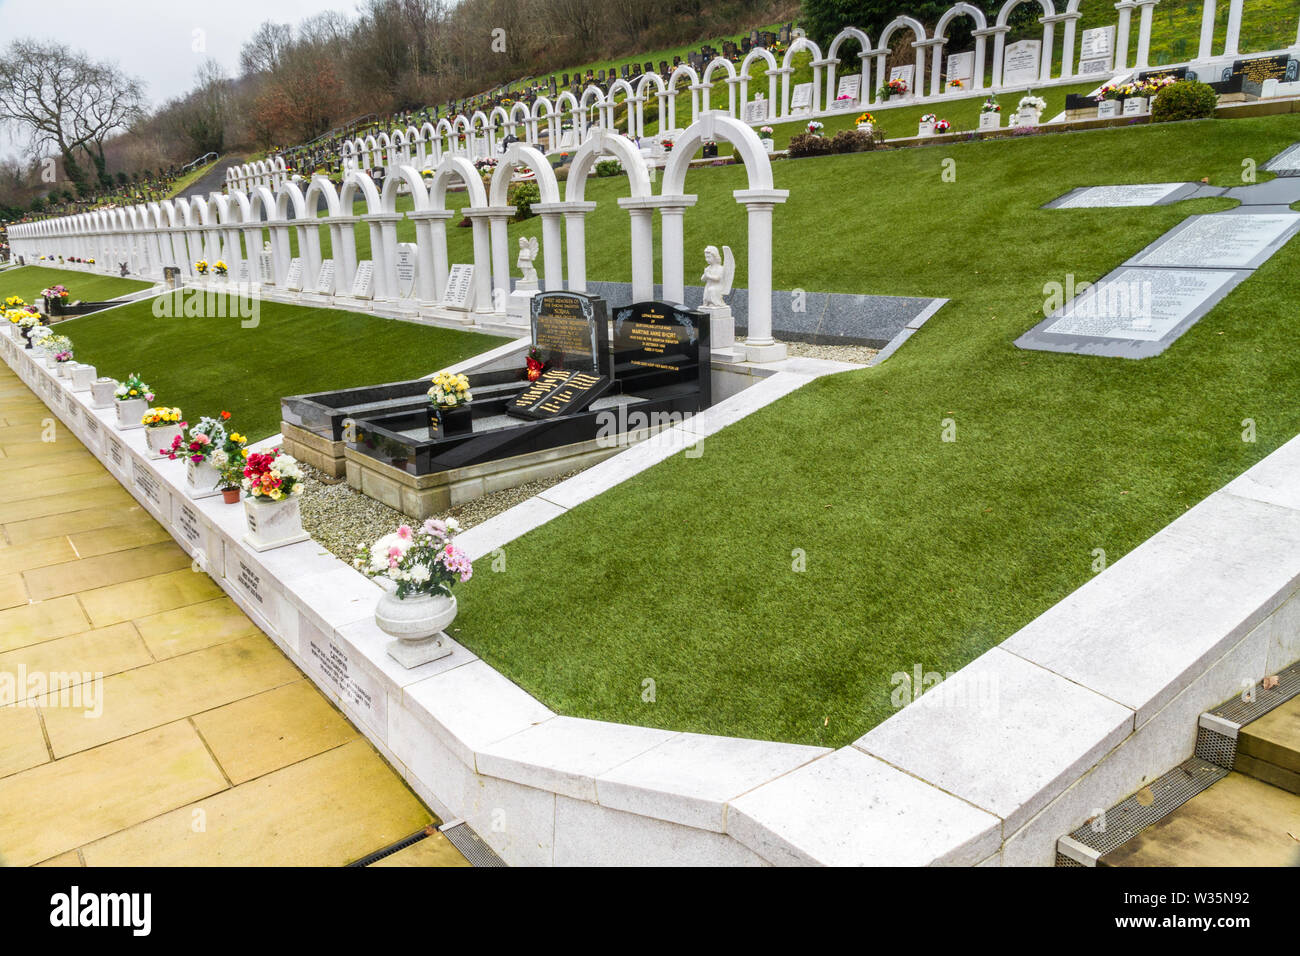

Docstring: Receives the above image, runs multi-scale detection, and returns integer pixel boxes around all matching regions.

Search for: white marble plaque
[303,623,386,734]
[744,98,769,123]
[173,498,206,554]
[1056,183,1187,208]
[1128,213,1300,270]
[1043,267,1239,341]
[258,252,274,285]
[790,82,813,110]
[443,263,475,310]
[889,65,914,92]
[315,259,336,294]
[947,52,974,86]
[834,74,861,104]
[1078,25,1115,75]
[351,260,375,299]
[1265,143,1300,173]
[285,257,304,291]
[237,261,250,283]
[395,243,418,298]
[1002,40,1042,86]
[132,460,165,512]
[107,435,125,473]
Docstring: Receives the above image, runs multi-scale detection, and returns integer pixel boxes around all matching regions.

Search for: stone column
[734,188,789,362]
[461,207,500,314]
[773,67,795,118]
[1115,2,1135,73]
[913,43,927,101]
[972,31,992,90]
[1198,0,1217,61]
[1059,12,1083,78]
[1134,0,1158,70]
[406,209,454,305]
[990,26,1012,88]
[725,76,741,116]
[1041,14,1058,82]
[535,200,596,292]
[615,198,657,301]
[648,195,698,304]
[362,212,405,302]
[923,39,946,97]
[486,206,516,312]
[1224,0,1244,55]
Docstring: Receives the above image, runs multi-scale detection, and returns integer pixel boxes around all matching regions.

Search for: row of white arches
[9,114,789,353]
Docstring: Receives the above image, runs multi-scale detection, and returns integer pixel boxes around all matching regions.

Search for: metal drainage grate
[1057,757,1228,865]
[441,821,506,867]
[348,827,437,867]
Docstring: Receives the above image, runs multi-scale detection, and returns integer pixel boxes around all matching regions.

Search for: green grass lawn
[0,266,153,307]
[55,295,510,441]
[441,113,1300,748]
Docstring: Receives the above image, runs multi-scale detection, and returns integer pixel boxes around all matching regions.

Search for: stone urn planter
[376,582,457,668]
[145,423,182,458]
[761,138,774,154]
[115,397,147,430]
[71,364,96,391]
[55,359,74,379]
[427,402,473,439]
[1098,99,1121,118]
[1122,96,1149,116]
[91,378,116,408]
[242,495,310,551]
[186,458,223,499]
[856,123,873,134]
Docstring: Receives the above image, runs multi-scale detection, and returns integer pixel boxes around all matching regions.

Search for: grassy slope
[0,266,153,305]
[56,295,510,441]
[440,115,1300,749]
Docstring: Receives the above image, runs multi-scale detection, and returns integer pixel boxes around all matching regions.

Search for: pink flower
[396,525,413,540]
[422,518,446,536]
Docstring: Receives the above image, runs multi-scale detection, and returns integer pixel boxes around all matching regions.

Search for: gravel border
[781,339,878,365]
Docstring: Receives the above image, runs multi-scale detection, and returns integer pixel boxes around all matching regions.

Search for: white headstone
[443,263,476,311]
[258,251,274,284]
[351,259,375,299]
[834,74,861,106]
[1078,26,1116,76]
[744,98,769,123]
[285,257,304,292]
[790,82,813,111]
[315,259,335,294]
[889,64,915,93]
[395,243,418,298]
[1002,40,1042,86]
[947,52,975,88]
[237,260,250,283]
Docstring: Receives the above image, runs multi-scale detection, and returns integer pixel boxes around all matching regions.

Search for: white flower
[410,566,431,584]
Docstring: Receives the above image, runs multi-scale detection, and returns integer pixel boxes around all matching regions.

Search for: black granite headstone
[1227,54,1298,85]
[506,291,614,421]
[612,301,711,409]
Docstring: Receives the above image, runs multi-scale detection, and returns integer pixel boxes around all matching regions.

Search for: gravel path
[781,339,878,365]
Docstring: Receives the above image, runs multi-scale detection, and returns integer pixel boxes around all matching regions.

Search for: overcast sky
[0,0,359,158]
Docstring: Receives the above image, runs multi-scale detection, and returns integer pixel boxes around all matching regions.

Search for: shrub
[508,180,541,220]
[594,159,623,177]
[1152,80,1218,122]
[787,133,833,158]
[830,129,874,154]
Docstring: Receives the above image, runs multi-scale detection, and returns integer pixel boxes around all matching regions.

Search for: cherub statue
[701,245,735,308]
[517,236,539,284]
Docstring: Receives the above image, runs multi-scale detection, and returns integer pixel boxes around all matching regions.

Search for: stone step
[1099,772,1300,867]
[1236,695,1300,795]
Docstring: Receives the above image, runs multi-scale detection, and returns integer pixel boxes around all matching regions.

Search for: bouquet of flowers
[981,97,1001,114]
[168,411,231,464]
[242,449,305,501]
[213,260,228,276]
[141,407,184,429]
[806,120,825,136]
[48,334,74,362]
[428,370,472,407]
[41,285,69,301]
[934,119,952,133]
[1141,76,1177,96]
[950,78,964,89]
[661,139,674,151]
[880,77,908,97]
[114,373,155,403]
[13,311,41,330]
[353,518,473,599]
[758,126,774,139]
[856,113,875,126]
[921,113,938,124]
[3,296,25,309]
[1018,94,1047,113]
[194,260,209,275]
[524,346,545,382]
[217,431,250,491]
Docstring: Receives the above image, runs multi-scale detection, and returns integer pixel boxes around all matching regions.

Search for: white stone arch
[660,112,787,360]
[994,0,1059,86]
[426,154,492,312]
[700,57,739,117]
[607,78,636,137]
[274,179,312,289]
[779,35,827,116]
[417,121,438,169]
[579,85,608,140]
[826,26,875,109]
[877,15,929,103]
[469,111,490,160]
[531,96,557,152]
[933,3,992,95]
[666,64,702,130]
[338,169,386,298]
[485,143,562,306]
[738,48,778,124]
[634,72,668,139]
[563,130,654,298]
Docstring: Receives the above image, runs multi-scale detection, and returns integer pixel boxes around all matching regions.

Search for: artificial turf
[51,293,510,441]
[0,266,153,307]
[439,113,1300,748]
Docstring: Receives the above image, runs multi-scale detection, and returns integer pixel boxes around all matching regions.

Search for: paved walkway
[0,364,467,867]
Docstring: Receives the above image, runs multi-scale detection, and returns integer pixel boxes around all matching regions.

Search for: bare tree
[239,21,293,77]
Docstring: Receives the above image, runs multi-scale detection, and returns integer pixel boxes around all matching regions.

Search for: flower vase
[91,378,116,409]
[427,403,473,439]
[145,424,182,458]
[56,361,72,379]
[762,138,774,154]
[115,397,147,430]
[1122,96,1149,116]
[857,123,873,134]
[242,495,309,551]
[1098,100,1121,118]
[71,364,96,391]
[186,458,223,499]
[376,582,457,668]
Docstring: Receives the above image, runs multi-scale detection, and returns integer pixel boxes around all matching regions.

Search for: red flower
[220,410,231,420]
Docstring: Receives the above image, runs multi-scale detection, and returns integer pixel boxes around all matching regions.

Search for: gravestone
[947,52,975,88]
[351,260,375,299]
[507,291,612,421]
[285,257,304,292]
[1139,65,1188,83]
[644,61,654,74]
[741,37,752,54]
[315,259,335,294]
[1078,26,1115,76]
[612,301,711,409]
[237,261,250,283]
[443,263,476,311]
[395,243,418,298]
[889,64,915,93]
[1227,54,1297,86]
[1264,143,1300,175]
[659,60,669,75]
[258,252,274,284]
[1128,213,1300,270]
[1049,182,1193,208]
[835,74,861,105]
[1002,40,1041,86]
[790,83,814,112]
[744,98,769,123]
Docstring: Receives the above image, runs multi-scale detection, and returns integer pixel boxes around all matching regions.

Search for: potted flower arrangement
[1096,84,1123,118]
[241,448,309,551]
[856,112,875,133]
[217,434,249,503]
[3,295,25,310]
[113,373,154,429]
[661,138,674,153]
[49,335,74,375]
[15,312,41,348]
[31,325,56,365]
[194,260,209,276]
[213,260,229,280]
[41,285,70,315]
[835,93,855,109]
[426,370,473,438]
[806,120,825,137]
[168,411,241,499]
[878,77,908,100]
[949,78,964,90]
[934,118,952,133]
[758,126,775,153]
[918,113,938,137]
[354,518,473,667]
[979,96,1002,131]
[141,407,185,457]
[1016,93,1047,127]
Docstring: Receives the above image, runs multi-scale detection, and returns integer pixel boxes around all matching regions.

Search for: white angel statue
[701,245,735,308]
[517,236,539,284]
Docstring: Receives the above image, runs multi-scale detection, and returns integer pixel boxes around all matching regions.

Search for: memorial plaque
[238,260,250,284]
[744,98,769,123]
[258,252,274,284]
[285,257,304,291]
[443,263,476,310]
[1126,213,1300,270]
[303,621,386,734]
[351,260,375,299]
[613,300,711,407]
[1139,65,1188,84]
[315,259,336,294]
[1078,26,1115,75]
[835,74,861,104]
[132,460,164,512]
[1265,143,1300,174]
[1230,54,1298,86]
[1052,182,1189,208]
[507,291,613,421]
[395,243,418,298]
[947,52,974,86]
[790,83,813,111]
[507,368,610,420]
[107,435,125,473]
[1002,40,1042,86]
[889,65,915,91]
